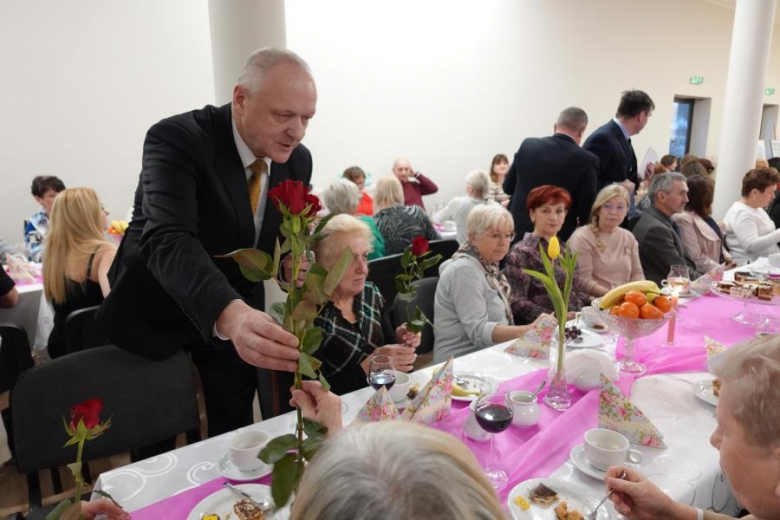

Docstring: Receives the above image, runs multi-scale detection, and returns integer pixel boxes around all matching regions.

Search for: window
[669,98,694,157]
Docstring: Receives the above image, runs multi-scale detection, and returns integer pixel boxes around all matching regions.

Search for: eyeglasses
[602,203,627,213]
[484,231,515,242]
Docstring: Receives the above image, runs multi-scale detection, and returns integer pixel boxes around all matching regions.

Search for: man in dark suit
[632,172,701,285]
[583,90,655,219]
[503,107,599,241]
[98,48,315,436]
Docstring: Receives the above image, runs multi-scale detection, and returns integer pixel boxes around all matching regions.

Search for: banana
[110,220,120,231]
[119,220,129,233]
[599,280,661,309]
[452,382,480,397]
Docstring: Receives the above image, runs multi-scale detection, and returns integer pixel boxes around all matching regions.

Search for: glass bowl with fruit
[592,281,673,375]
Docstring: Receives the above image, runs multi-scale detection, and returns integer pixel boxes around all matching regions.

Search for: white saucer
[554,328,603,349]
[218,452,272,482]
[569,444,638,481]
[692,379,719,407]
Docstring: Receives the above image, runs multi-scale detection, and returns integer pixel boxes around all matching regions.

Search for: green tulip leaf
[258,433,298,464]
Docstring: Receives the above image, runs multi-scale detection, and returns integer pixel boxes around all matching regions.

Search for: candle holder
[665,290,679,347]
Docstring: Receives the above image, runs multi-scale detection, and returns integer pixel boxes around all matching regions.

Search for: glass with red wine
[367,355,396,392]
[475,392,514,489]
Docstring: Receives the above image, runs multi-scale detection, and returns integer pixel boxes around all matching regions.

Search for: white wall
[2,0,780,244]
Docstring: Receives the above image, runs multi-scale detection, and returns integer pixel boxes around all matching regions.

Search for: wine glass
[664,265,691,294]
[474,392,514,489]
[367,355,396,392]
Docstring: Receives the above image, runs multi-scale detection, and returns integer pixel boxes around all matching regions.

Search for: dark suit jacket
[631,206,700,285]
[582,120,638,191]
[98,103,312,360]
[503,133,599,241]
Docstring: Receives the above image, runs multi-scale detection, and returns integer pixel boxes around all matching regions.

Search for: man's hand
[289,381,343,435]
[605,466,690,520]
[361,344,417,373]
[216,300,299,372]
[619,179,637,195]
[395,324,421,349]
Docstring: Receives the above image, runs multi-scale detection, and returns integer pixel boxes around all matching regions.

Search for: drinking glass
[474,392,514,489]
[367,355,396,392]
[664,265,691,294]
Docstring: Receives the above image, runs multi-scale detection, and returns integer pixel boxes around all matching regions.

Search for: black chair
[63,305,111,354]
[423,239,459,277]
[392,277,439,359]
[366,252,404,303]
[11,346,201,513]
[0,323,35,459]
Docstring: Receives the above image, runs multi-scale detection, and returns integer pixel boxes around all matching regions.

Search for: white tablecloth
[0,282,54,355]
[94,334,740,517]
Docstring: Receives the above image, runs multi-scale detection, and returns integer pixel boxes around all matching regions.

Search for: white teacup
[228,429,270,472]
[584,428,642,471]
[508,390,540,427]
[443,220,456,232]
[581,306,606,330]
[388,371,411,402]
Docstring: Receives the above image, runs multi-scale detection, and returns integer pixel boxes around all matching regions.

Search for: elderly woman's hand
[362,345,417,373]
[80,499,129,520]
[605,466,688,520]
[395,324,421,349]
[290,381,343,435]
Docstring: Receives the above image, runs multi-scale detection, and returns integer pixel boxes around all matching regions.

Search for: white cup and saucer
[219,429,273,481]
[570,428,642,480]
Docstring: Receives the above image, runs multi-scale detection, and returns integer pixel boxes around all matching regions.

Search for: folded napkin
[401,357,454,425]
[6,253,37,283]
[354,386,400,422]
[598,374,666,448]
[505,315,557,359]
[705,336,726,373]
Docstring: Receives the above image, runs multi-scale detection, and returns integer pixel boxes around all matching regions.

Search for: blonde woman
[568,184,644,298]
[373,176,439,255]
[43,188,117,358]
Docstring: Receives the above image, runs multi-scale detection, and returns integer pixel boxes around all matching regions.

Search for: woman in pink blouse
[568,185,644,298]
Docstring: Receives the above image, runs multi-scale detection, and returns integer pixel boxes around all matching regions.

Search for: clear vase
[544,327,572,410]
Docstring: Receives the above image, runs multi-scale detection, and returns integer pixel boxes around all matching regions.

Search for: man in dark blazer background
[99,48,315,436]
[503,107,599,242]
[583,90,654,218]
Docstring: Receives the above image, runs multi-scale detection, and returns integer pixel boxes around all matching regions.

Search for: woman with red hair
[506,185,588,323]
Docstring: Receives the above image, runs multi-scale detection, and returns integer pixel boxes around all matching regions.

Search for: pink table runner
[128,294,768,515]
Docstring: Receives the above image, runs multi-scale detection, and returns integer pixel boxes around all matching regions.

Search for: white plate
[187,483,280,520]
[218,452,272,482]
[582,323,610,335]
[569,444,638,481]
[693,379,719,407]
[507,477,614,519]
[451,373,498,402]
[554,328,603,349]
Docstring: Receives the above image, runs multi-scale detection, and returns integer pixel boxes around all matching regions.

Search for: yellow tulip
[547,236,561,259]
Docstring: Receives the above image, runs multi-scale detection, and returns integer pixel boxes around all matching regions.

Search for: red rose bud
[268,180,306,215]
[303,193,322,217]
[70,398,103,430]
[411,236,429,257]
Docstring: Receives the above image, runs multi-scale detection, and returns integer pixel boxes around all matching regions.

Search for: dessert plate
[450,373,498,402]
[187,483,289,519]
[692,379,718,407]
[507,478,614,519]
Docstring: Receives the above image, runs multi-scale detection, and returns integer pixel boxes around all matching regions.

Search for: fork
[586,470,626,520]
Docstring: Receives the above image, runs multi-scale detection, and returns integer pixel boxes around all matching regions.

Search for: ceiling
[699,0,780,24]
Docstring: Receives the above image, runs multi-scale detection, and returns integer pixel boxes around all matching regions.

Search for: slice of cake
[233,499,264,520]
[756,283,774,301]
[529,482,559,505]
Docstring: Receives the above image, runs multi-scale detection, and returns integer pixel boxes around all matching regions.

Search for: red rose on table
[268,180,321,217]
[69,398,103,430]
[411,236,429,257]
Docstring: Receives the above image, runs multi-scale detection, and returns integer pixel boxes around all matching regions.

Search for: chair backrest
[11,345,200,474]
[424,239,459,277]
[64,305,111,354]
[391,277,439,355]
[0,323,34,395]
[366,252,404,303]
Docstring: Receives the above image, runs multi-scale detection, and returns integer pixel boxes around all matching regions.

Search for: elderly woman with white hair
[433,204,548,362]
[312,214,420,395]
[433,169,490,244]
[568,184,645,298]
[606,334,780,520]
[323,178,385,260]
[287,382,504,520]
[374,176,439,255]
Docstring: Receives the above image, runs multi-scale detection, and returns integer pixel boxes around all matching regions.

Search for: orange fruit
[653,295,672,313]
[617,301,640,319]
[639,303,663,319]
[624,290,647,307]
[610,306,620,316]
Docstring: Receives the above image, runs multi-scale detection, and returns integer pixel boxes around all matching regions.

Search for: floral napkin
[598,374,666,448]
[5,253,37,283]
[504,315,557,359]
[705,336,726,373]
[353,386,400,423]
[401,357,454,425]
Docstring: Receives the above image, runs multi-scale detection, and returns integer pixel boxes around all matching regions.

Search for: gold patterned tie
[248,160,267,215]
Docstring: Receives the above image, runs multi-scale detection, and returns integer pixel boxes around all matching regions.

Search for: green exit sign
[766,88,776,95]
[690,76,704,85]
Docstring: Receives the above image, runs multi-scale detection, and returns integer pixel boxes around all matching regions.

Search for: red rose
[410,236,429,257]
[70,398,103,430]
[268,180,306,215]
[303,193,322,218]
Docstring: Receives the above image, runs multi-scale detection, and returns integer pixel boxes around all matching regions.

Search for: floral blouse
[505,232,589,324]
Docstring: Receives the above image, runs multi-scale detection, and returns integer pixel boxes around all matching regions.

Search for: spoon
[529,380,546,400]
[586,470,627,520]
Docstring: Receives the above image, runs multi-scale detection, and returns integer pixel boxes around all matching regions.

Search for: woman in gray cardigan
[433,205,548,362]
